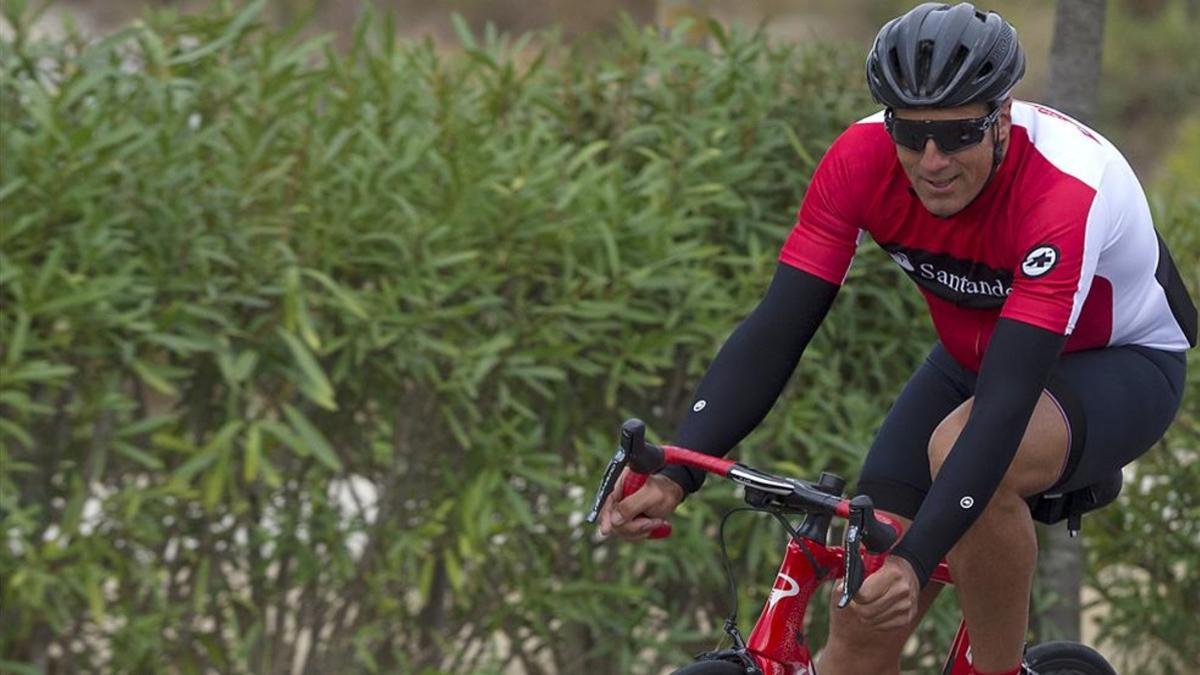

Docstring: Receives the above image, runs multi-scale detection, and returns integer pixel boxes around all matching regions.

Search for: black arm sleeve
[658,263,839,495]
[890,318,1068,586]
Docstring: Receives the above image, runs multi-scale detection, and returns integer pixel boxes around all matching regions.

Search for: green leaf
[566,140,609,175]
[86,569,105,621]
[277,329,338,411]
[114,442,165,470]
[260,419,306,457]
[202,447,229,509]
[116,414,178,439]
[171,422,238,485]
[506,365,566,382]
[450,13,476,49]
[0,659,44,675]
[0,177,28,205]
[145,333,214,355]
[60,476,87,534]
[3,311,30,367]
[302,269,369,319]
[217,350,258,386]
[417,556,435,603]
[414,334,463,359]
[4,360,76,384]
[130,359,179,396]
[0,418,34,447]
[429,251,481,270]
[282,404,342,472]
[204,421,243,454]
[35,284,119,315]
[243,423,262,482]
[172,448,219,484]
[444,550,464,592]
[168,0,268,65]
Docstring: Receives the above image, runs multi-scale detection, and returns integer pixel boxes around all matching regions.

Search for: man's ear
[997,97,1014,145]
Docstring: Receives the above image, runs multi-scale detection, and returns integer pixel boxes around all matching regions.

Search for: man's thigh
[1040,345,1187,494]
[855,343,970,520]
[856,342,1189,515]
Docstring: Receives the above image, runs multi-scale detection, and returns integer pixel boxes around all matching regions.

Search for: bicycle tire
[1025,641,1117,675]
[669,660,748,675]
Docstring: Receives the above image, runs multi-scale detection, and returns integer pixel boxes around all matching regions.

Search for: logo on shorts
[1021,245,1059,278]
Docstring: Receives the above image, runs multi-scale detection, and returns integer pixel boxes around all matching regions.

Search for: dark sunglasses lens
[889,120,927,151]
[889,119,987,153]
[934,124,986,153]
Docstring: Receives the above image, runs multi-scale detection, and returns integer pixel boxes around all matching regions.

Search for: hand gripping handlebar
[587,419,898,552]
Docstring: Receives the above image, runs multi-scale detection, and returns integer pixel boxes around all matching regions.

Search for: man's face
[891,101,1012,218]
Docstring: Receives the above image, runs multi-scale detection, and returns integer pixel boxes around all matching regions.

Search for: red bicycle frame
[616,441,977,675]
[744,522,963,674]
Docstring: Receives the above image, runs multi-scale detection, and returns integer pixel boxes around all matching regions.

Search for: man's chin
[917,192,965,218]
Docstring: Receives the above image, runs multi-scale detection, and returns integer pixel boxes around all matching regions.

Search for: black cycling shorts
[856,342,1187,520]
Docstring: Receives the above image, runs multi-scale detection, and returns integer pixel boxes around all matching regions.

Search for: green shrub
[0,3,935,673]
[2,2,1196,674]
[1084,195,1200,675]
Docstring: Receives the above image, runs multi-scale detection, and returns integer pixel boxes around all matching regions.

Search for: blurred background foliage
[26,0,1200,179]
[0,1,1196,674]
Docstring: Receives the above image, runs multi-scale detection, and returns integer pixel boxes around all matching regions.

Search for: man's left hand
[842,556,920,631]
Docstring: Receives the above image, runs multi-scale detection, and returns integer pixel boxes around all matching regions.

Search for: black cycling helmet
[866,2,1025,109]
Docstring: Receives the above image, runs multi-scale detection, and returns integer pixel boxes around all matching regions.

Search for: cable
[716,506,826,627]
[770,511,826,577]
[717,507,763,627]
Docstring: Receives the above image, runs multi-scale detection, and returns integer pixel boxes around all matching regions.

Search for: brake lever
[585,446,627,525]
[837,502,868,609]
[586,420,671,538]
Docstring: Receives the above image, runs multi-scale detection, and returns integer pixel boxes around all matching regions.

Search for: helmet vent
[945,46,971,84]
[889,47,906,90]
[916,40,934,92]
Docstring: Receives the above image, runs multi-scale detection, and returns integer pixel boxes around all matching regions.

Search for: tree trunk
[1035,0,1107,644]
[1046,0,1107,124]
[1035,526,1084,641]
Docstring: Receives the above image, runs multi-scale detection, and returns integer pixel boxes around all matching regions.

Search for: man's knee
[824,602,908,674]
[823,570,934,674]
[928,400,970,478]
[926,393,1069,497]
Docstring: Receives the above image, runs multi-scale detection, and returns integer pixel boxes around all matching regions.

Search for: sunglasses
[884,107,1001,154]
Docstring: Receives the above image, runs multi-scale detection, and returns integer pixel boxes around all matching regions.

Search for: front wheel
[1024,641,1116,675]
[669,660,749,674]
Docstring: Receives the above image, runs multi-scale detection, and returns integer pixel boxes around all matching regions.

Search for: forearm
[660,263,839,495]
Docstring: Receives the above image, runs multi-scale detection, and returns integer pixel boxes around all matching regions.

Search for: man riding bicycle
[598,3,1196,674]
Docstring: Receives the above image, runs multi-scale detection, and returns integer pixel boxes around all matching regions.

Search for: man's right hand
[597,468,685,540]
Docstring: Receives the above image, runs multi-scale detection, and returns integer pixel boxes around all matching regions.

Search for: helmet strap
[984,103,1006,184]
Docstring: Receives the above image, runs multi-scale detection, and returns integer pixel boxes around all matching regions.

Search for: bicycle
[587,419,1119,675]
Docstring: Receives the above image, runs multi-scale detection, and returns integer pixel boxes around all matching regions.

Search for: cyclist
[598,3,1196,674]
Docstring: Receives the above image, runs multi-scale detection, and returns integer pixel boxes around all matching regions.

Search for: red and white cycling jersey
[780,100,1195,371]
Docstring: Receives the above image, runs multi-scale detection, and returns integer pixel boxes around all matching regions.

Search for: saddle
[1027,470,1123,536]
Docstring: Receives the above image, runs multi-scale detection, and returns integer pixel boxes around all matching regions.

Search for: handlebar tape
[621,471,672,539]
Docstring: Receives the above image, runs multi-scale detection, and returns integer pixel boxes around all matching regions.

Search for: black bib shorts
[856,342,1188,520]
